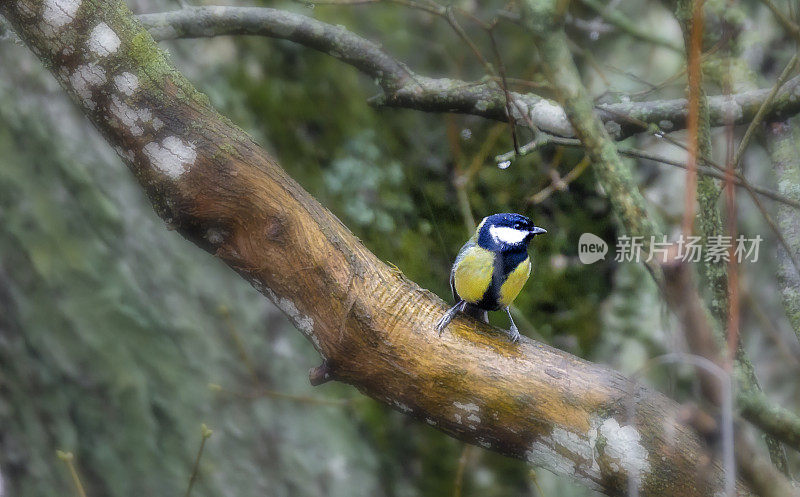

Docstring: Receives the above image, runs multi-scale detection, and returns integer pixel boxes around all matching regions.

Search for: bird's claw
[435,315,449,335]
[506,325,520,343]
[436,301,464,336]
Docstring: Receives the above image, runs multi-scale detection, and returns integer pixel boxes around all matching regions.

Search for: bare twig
[185,424,213,497]
[494,135,800,210]
[682,0,704,238]
[488,29,521,156]
[528,155,590,204]
[759,0,800,44]
[135,7,800,140]
[732,54,799,170]
[452,444,472,497]
[56,451,88,497]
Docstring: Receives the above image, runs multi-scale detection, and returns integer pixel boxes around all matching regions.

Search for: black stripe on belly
[474,248,528,311]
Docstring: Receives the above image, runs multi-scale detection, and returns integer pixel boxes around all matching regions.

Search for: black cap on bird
[435,213,547,342]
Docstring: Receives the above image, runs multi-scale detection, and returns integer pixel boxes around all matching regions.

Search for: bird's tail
[463,303,489,324]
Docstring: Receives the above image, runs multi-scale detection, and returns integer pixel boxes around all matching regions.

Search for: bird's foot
[435,314,452,335]
[436,301,465,335]
[505,324,521,343]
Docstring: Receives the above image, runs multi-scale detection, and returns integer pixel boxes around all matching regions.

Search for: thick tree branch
[739,390,800,453]
[140,5,412,93]
[136,6,800,141]
[766,118,800,343]
[2,1,743,496]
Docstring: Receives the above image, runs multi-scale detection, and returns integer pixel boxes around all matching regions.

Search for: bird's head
[476,213,547,251]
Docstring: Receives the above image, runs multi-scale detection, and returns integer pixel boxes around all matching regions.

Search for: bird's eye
[513,222,522,229]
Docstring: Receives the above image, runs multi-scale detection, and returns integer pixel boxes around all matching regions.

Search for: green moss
[126,31,211,108]
[217,143,244,160]
[594,433,607,457]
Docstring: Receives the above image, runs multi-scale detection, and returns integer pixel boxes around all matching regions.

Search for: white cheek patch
[489,226,528,245]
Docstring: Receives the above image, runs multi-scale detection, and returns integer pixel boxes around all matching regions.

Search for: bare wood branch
[1,0,747,495]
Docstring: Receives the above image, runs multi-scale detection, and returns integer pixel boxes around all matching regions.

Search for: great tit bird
[435,213,546,342]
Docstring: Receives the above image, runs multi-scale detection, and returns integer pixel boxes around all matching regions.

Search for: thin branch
[759,0,800,44]
[136,7,800,140]
[528,154,591,204]
[56,451,88,497]
[452,444,472,497]
[681,0,703,238]
[494,135,800,210]
[185,424,213,497]
[488,29,521,156]
[732,54,799,170]
[138,6,412,92]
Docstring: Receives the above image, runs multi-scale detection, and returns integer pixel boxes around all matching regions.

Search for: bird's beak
[529,226,547,235]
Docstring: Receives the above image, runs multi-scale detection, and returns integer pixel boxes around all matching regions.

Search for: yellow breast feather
[499,256,531,307]
[453,245,494,304]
